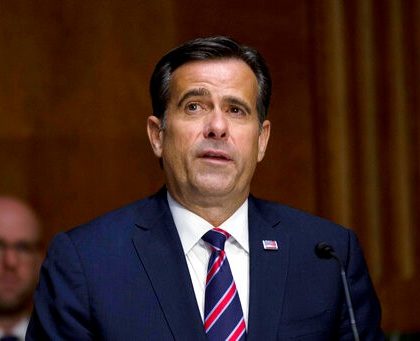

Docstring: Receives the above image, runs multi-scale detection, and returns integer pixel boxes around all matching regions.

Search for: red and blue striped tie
[202,228,247,341]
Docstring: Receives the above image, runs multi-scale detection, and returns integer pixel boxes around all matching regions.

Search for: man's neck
[0,310,28,334]
[167,187,249,226]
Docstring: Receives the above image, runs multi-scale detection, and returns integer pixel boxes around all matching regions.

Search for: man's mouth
[200,150,232,162]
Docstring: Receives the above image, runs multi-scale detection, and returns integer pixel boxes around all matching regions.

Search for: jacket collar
[247,195,290,340]
[132,188,207,340]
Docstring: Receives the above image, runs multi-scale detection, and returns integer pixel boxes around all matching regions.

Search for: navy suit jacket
[27,189,383,340]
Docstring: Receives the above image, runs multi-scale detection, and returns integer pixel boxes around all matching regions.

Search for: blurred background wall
[0,0,419,334]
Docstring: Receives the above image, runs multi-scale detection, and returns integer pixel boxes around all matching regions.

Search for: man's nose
[204,110,229,139]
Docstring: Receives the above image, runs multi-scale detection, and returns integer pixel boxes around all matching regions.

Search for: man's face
[0,199,42,315]
[148,59,270,207]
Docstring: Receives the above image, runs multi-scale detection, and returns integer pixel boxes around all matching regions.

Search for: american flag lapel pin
[262,240,278,250]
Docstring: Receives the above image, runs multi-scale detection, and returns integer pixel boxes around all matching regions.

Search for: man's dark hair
[149,36,271,124]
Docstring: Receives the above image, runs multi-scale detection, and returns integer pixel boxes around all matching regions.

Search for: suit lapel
[247,196,290,340]
[131,191,206,340]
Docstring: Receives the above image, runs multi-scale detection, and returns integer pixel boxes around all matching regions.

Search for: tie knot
[202,228,230,251]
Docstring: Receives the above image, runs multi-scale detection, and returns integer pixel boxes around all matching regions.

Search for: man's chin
[0,293,32,315]
[193,179,237,199]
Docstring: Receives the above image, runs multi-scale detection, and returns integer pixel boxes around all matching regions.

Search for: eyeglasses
[0,240,40,262]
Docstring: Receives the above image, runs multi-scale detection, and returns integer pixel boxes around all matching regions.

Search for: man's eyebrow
[177,88,211,108]
[223,96,252,115]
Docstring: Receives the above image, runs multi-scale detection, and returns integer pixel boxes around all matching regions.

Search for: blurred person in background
[0,197,42,341]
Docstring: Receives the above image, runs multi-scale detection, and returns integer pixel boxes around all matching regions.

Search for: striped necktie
[202,228,246,340]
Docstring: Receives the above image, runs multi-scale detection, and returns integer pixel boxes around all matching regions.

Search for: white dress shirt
[167,192,250,328]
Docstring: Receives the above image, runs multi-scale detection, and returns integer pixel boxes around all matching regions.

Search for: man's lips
[199,149,233,161]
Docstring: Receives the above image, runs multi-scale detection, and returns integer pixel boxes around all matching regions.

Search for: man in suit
[27,36,383,340]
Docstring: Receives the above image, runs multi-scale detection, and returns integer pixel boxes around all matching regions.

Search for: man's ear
[147,115,164,158]
[257,120,271,162]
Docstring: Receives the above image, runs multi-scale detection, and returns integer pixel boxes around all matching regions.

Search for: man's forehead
[0,198,40,240]
[169,59,258,104]
[0,224,40,243]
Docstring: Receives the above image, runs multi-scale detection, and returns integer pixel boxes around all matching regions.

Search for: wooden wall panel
[310,0,420,331]
[0,0,174,239]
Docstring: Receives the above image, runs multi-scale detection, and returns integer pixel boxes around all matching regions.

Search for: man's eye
[187,103,198,111]
[15,242,33,254]
[229,106,245,116]
[185,102,204,113]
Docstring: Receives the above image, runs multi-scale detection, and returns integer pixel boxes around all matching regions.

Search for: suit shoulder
[64,192,163,244]
[249,195,351,237]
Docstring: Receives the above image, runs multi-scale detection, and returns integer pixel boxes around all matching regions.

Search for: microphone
[315,242,360,341]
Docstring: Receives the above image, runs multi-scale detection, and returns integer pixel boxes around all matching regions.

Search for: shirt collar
[167,192,249,254]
